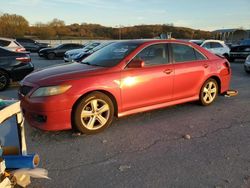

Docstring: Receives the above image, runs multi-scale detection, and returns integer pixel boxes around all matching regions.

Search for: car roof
[0,37,16,42]
[202,39,225,43]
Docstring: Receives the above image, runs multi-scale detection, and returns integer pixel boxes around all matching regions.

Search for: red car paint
[19,40,231,131]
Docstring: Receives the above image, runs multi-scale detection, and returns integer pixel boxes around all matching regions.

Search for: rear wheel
[47,53,56,60]
[0,70,10,91]
[73,92,114,134]
[199,78,218,106]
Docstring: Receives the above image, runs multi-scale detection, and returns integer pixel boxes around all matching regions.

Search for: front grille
[19,85,33,96]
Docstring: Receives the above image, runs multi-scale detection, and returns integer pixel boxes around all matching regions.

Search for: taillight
[16,47,26,52]
[16,57,31,63]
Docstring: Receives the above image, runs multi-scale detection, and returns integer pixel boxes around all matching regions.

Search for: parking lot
[1,54,250,188]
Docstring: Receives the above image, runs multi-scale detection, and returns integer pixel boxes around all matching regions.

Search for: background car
[240,39,250,46]
[19,40,231,134]
[38,43,84,60]
[0,47,34,91]
[16,38,51,52]
[189,39,204,46]
[230,45,250,62]
[64,42,101,62]
[65,41,114,62]
[200,40,230,59]
[244,55,250,73]
[0,37,26,52]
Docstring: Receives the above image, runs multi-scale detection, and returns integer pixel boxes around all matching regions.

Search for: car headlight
[246,56,250,64]
[31,85,71,97]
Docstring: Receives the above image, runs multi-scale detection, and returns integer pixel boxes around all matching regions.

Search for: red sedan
[19,40,231,134]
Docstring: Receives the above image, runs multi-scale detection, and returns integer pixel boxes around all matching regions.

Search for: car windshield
[88,42,113,53]
[83,43,100,51]
[54,44,64,48]
[240,39,250,45]
[81,41,141,67]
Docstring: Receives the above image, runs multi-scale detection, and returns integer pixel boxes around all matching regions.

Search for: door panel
[121,43,174,111]
[121,64,174,111]
[173,61,207,100]
[170,43,208,100]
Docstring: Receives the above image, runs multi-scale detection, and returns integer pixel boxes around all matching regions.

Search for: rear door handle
[164,69,173,74]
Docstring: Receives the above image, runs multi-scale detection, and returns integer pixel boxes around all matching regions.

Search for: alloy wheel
[80,99,110,130]
[202,81,217,104]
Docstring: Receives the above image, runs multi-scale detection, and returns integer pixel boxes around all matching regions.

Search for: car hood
[23,62,106,85]
[39,47,55,52]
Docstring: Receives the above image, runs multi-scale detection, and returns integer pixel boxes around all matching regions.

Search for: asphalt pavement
[1,54,250,188]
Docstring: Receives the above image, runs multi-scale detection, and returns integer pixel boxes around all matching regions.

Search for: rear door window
[0,40,11,47]
[202,42,211,49]
[211,42,223,48]
[172,43,206,63]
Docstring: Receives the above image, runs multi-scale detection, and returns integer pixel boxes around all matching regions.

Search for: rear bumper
[38,52,45,57]
[11,63,34,81]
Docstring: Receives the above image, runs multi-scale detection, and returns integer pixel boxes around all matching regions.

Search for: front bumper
[22,107,72,131]
[64,56,70,62]
[230,52,250,59]
[244,63,250,72]
[19,85,74,131]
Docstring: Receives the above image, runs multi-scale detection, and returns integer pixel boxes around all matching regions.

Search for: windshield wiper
[81,62,91,65]
[81,62,102,67]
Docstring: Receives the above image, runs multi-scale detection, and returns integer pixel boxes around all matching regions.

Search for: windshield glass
[81,41,141,67]
[240,40,250,45]
[54,44,64,48]
[83,42,100,51]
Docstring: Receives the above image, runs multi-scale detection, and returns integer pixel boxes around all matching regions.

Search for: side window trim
[170,43,208,64]
[125,43,171,69]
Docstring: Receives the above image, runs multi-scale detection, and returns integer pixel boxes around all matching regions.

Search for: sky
[0,0,250,31]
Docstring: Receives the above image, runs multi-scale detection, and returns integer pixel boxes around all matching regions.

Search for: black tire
[73,92,114,134]
[199,78,218,106]
[47,53,56,60]
[0,70,10,91]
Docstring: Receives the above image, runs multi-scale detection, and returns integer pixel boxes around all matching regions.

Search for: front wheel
[199,78,218,106]
[73,92,114,134]
[47,53,56,60]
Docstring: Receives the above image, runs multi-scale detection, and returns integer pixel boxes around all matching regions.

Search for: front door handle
[203,64,209,68]
[164,69,173,74]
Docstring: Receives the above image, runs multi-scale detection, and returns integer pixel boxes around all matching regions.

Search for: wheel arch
[201,75,222,94]
[0,68,10,77]
[71,90,119,129]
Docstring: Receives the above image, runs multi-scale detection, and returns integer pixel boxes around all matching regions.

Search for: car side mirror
[127,59,145,68]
